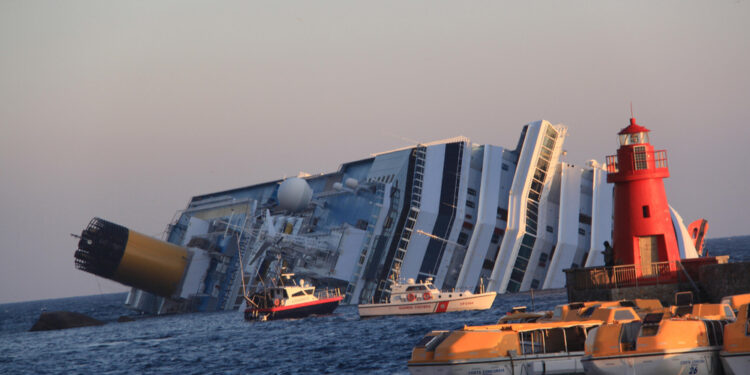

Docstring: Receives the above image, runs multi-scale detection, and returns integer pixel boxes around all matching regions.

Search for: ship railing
[315,288,342,299]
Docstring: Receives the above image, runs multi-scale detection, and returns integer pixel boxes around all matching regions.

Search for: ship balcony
[606,150,669,182]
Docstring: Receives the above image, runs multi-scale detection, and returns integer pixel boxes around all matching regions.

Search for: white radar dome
[277,177,313,212]
[344,178,359,189]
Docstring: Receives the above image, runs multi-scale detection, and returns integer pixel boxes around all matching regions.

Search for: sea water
[1,236,748,374]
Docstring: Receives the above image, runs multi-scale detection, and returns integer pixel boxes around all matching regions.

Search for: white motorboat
[358,278,496,318]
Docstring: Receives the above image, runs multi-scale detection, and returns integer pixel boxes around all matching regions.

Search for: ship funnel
[74,217,189,298]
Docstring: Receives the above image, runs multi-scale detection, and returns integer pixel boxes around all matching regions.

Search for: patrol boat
[357,278,496,318]
[244,273,343,321]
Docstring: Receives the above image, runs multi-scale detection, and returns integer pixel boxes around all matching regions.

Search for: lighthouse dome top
[618,118,650,146]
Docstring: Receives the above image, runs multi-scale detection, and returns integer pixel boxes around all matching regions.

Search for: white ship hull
[409,352,585,375]
[582,348,721,375]
[720,352,750,375]
[358,292,496,318]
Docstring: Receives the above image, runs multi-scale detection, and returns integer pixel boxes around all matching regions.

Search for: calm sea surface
[1,236,748,374]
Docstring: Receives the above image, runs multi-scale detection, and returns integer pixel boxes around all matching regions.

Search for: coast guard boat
[244,273,343,321]
[358,278,496,318]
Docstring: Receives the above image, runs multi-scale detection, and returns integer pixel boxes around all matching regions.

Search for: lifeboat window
[704,320,727,346]
[520,330,545,354]
[564,326,587,352]
[544,328,567,353]
[619,321,643,351]
[581,305,600,317]
[553,306,563,319]
[292,291,306,297]
[724,305,735,320]
[613,309,636,321]
[304,288,314,295]
[640,313,663,337]
[406,286,426,292]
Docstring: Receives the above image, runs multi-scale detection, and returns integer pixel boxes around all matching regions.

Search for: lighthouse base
[563,256,748,306]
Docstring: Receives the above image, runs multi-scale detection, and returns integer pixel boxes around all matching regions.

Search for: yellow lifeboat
[408,300,652,375]
[720,303,750,374]
[581,302,735,375]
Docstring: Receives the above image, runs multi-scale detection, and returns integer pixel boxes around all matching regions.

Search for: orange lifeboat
[720,303,750,374]
[581,302,735,375]
[409,300,652,375]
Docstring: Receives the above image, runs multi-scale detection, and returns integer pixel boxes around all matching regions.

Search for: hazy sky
[1,1,749,303]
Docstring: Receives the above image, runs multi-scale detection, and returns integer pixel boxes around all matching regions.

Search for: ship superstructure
[75,120,701,315]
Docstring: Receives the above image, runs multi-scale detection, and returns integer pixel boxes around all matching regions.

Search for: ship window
[467,188,477,196]
[578,228,586,236]
[502,163,509,171]
[457,232,469,246]
[579,214,592,225]
[528,191,540,202]
[522,235,535,248]
[406,286,426,292]
[507,280,520,292]
[497,207,508,221]
[518,245,532,259]
[543,136,555,150]
[466,200,475,208]
[490,231,502,244]
[292,291,306,297]
[533,168,546,182]
[546,225,553,233]
[642,205,650,218]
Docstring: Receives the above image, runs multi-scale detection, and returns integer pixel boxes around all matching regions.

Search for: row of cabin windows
[370,174,396,184]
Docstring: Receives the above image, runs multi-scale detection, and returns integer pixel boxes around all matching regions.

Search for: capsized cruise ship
[74,120,701,315]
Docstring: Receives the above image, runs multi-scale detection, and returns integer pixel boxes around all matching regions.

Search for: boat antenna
[630,102,634,120]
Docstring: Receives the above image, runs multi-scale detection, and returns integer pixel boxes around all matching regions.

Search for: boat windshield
[405,286,427,292]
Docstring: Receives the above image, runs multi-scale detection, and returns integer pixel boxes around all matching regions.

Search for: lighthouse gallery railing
[566,257,728,290]
[605,149,668,174]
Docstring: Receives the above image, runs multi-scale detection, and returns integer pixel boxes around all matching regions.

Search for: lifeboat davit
[581,302,735,375]
[408,300,660,375]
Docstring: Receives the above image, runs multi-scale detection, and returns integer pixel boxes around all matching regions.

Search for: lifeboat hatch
[415,331,451,352]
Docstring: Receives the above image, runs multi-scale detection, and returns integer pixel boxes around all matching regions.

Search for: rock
[116,315,135,323]
[29,311,105,331]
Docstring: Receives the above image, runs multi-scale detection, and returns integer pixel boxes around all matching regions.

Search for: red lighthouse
[606,118,681,277]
